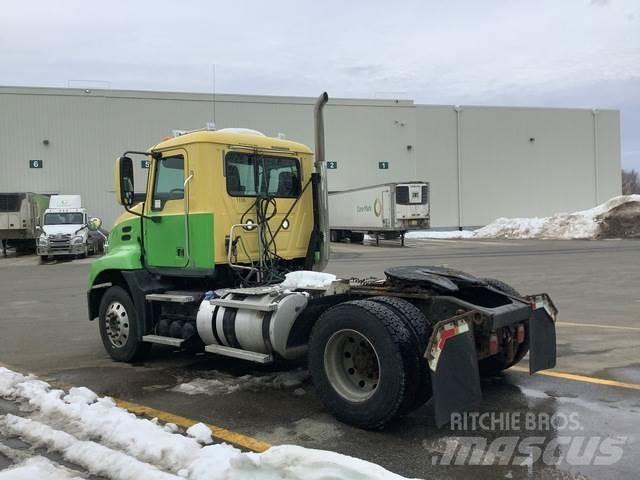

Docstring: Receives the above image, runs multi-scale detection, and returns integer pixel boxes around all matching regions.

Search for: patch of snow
[164,422,180,433]
[185,423,212,445]
[407,195,640,241]
[0,456,84,480]
[63,386,97,405]
[172,369,309,396]
[280,271,337,289]
[0,367,411,480]
[231,445,410,480]
[1,415,179,480]
[405,230,475,239]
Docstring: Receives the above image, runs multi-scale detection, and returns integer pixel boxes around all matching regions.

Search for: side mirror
[115,156,135,207]
[87,217,102,232]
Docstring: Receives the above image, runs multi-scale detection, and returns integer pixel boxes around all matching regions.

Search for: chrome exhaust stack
[313,92,330,271]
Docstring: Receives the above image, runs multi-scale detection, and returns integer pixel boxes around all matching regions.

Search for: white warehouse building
[0,86,621,229]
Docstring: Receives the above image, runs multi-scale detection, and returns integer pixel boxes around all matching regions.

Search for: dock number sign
[326,161,338,169]
[29,160,43,169]
[378,161,390,170]
[141,160,150,169]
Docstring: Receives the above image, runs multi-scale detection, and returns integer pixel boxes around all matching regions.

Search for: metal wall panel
[0,87,621,229]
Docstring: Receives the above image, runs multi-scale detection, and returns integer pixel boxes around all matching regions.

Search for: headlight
[38,236,48,246]
[71,236,84,244]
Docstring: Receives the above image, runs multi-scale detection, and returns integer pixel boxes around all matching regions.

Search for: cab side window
[152,155,184,211]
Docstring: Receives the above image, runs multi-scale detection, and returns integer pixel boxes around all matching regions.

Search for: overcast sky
[2,0,639,169]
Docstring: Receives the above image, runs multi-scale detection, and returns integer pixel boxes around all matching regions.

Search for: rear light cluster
[516,324,526,344]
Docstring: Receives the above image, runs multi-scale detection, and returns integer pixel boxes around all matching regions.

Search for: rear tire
[308,300,418,429]
[369,296,433,413]
[99,286,151,362]
[479,278,529,376]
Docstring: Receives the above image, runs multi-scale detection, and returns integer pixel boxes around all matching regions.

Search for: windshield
[44,212,84,225]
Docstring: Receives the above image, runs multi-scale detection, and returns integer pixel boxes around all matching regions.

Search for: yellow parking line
[511,366,640,391]
[556,321,640,332]
[114,399,272,452]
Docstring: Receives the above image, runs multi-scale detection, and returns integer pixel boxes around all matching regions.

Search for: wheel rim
[324,329,381,402]
[105,301,130,348]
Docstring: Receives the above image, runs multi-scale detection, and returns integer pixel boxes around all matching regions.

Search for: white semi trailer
[329,182,430,246]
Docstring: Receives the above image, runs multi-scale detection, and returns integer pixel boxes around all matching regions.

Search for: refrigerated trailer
[329,182,430,246]
[0,192,50,255]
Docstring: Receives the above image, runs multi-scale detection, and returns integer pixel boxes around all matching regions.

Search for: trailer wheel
[98,286,151,362]
[479,278,529,376]
[369,296,433,413]
[308,300,418,429]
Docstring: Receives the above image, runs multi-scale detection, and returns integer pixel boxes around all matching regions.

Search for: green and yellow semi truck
[86,93,558,428]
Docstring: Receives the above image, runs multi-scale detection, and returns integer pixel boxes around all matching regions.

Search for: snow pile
[0,456,84,480]
[172,369,309,396]
[408,195,640,240]
[185,423,213,444]
[0,367,411,480]
[406,230,474,240]
[280,271,337,289]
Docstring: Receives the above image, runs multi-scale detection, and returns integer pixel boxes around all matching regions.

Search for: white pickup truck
[37,195,103,261]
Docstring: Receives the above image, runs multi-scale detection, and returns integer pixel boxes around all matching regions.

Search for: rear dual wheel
[309,299,429,429]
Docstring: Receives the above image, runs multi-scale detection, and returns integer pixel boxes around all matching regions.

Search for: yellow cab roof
[151,129,313,155]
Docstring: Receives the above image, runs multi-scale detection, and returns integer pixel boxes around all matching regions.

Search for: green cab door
[144,152,189,268]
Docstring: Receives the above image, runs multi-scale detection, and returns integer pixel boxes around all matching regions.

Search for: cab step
[145,291,200,303]
[141,334,184,347]
[204,344,273,364]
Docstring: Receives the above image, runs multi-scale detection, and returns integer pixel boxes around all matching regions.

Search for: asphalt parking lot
[1,238,639,479]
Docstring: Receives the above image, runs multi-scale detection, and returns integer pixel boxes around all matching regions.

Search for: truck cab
[89,128,320,286]
[38,195,91,259]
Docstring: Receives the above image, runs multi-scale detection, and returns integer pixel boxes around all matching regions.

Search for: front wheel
[308,300,418,429]
[98,286,151,362]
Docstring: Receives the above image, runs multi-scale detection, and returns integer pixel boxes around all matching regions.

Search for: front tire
[308,300,418,429]
[99,286,151,362]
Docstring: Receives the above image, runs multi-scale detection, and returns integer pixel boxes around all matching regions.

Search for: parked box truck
[329,182,430,245]
[0,193,51,255]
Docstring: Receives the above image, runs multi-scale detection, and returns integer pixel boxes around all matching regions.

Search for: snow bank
[0,456,84,480]
[406,230,474,240]
[0,367,412,480]
[172,369,309,396]
[406,195,640,240]
[280,271,337,289]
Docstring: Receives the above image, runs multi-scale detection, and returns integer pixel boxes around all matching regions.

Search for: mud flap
[526,293,557,374]
[529,307,557,374]
[426,314,482,428]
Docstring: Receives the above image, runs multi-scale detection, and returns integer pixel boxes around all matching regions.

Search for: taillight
[489,333,499,355]
[516,324,525,344]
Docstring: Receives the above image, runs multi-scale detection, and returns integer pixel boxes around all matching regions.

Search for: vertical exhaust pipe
[313,92,330,271]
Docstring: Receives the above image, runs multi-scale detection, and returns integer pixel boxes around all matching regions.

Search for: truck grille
[48,234,71,251]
